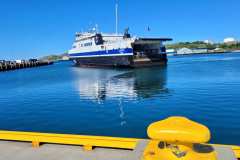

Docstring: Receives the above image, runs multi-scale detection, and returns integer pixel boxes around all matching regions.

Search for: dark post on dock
[0,59,54,72]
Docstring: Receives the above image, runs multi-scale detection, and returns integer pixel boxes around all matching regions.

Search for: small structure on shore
[176,48,193,55]
[176,48,208,55]
[62,55,70,61]
[224,37,237,45]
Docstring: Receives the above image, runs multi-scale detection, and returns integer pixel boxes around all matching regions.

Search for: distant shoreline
[168,51,240,56]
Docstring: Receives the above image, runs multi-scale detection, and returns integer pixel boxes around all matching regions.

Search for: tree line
[166,41,240,51]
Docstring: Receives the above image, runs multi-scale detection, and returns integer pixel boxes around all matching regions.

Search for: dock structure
[0,130,238,160]
[0,140,148,160]
[0,59,53,72]
[0,117,239,160]
[0,130,146,160]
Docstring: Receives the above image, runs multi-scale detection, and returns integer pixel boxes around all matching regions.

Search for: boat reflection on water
[72,67,169,102]
[72,67,169,126]
[111,68,169,99]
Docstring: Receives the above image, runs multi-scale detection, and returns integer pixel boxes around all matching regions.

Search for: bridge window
[84,42,92,47]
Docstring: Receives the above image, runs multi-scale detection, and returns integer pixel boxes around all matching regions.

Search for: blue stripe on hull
[69,48,133,58]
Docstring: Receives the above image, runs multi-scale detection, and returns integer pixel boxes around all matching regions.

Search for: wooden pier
[0,59,53,72]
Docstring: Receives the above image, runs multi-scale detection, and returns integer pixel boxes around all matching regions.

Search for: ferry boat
[68,1,172,68]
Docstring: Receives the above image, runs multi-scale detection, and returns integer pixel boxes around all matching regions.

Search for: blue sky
[0,0,239,59]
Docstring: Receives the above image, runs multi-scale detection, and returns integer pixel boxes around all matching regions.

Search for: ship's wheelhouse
[94,34,104,45]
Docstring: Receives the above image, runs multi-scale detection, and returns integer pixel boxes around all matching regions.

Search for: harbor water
[0,53,240,145]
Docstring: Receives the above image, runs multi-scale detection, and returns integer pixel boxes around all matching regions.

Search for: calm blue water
[0,53,240,145]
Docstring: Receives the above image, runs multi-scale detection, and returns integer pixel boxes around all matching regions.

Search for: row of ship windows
[73,42,93,48]
[82,42,93,47]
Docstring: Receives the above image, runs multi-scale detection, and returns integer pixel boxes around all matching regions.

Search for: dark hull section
[72,54,167,68]
[73,56,133,68]
[132,53,168,68]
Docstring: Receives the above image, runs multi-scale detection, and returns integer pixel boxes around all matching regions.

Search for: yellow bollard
[32,141,40,148]
[83,145,93,151]
[143,117,217,160]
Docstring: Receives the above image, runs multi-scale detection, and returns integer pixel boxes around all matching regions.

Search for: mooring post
[83,145,93,151]
[32,141,40,148]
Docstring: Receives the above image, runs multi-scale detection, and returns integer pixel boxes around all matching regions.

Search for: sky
[0,0,239,60]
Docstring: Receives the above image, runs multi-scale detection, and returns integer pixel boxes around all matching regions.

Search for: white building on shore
[224,37,237,45]
[177,48,193,55]
[204,40,214,44]
[177,48,208,55]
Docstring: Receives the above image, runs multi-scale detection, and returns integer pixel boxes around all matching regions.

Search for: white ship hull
[68,32,171,67]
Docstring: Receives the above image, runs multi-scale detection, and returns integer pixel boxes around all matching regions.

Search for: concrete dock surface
[0,140,148,160]
[0,140,237,160]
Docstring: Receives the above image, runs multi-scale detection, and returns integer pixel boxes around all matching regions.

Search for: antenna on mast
[115,0,119,35]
